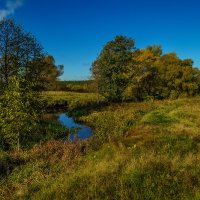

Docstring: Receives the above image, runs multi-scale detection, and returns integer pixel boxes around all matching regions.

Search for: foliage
[80,108,137,143]
[0,18,63,90]
[29,56,64,91]
[92,36,200,102]
[1,23,200,200]
[54,80,96,93]
[92,35,135,102]
[155,53,200,99]
[0,76,43,150]
[0,18,43,85]
[1,96,200,199]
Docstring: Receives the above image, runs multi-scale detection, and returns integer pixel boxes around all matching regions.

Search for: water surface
[57,113,93,141]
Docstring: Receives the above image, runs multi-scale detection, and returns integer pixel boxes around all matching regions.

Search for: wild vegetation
[92,36,200,101]
[0,93,200,199]
[0,19,200,200]
[41,91,105,112]
[0,19,63,90]
[54,80,96,93]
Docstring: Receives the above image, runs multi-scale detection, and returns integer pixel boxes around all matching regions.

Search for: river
[51,113,93,141]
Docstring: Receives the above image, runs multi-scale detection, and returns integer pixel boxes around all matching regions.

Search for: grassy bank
[41,91,106,112]
[1,93,200,199]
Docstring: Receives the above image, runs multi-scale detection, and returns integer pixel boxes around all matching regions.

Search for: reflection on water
[46,113,93,141]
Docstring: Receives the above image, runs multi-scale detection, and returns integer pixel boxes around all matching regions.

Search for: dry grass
[1,95,200,199]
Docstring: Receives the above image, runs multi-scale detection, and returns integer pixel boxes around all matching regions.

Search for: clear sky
[0,0,200,80]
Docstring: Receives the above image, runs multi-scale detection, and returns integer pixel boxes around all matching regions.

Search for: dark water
[57,113,93,141]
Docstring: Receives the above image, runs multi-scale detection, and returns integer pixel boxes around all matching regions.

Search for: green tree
[0,18,43,86]
[92,37,200,101]
[91,36,135,102]
[0,76,42,151]
[0,18,64,90]
[127,48,200,100]
[26,55,64,90]
[155,53,200,99]
[126,46,161,100]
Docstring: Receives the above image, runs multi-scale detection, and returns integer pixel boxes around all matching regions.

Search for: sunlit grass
[1,94,200,199]
[41,91,106,113]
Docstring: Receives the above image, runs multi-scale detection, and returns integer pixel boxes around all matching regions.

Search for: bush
[0,77,43,151]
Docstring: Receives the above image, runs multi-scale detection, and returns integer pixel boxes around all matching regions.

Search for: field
[1,92,200,199]
[41,91,106,112]
[56,80,96,93]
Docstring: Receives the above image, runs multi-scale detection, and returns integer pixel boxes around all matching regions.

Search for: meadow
[0,92,200,200]
[56,80,96,93]
[41,91,106,111]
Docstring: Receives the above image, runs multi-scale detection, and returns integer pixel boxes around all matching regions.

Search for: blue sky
[1,0,200,80]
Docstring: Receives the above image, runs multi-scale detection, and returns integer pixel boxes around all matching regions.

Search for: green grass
[41,91,106,112]
[57,80,96,93]
[1,94,200,199]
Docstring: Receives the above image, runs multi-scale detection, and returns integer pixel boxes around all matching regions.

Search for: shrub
[0,77,43,151]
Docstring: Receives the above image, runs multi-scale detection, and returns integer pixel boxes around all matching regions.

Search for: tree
[126,46,161,100]
[92,36,200,101]
[0,76,42,151]
[0,18,44,86]
[154,53,200,99]
[91,36,135,102]
[0,18,63,90]
[25,55,64,90]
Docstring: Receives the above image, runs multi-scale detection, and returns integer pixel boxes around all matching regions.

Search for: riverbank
[1,92,200,199]
[41,91,106,111]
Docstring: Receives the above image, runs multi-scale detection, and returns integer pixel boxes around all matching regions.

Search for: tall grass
[1,94,200,199]
[41,91,106,112]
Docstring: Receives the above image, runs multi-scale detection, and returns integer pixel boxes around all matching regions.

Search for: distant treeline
[52,80,96,93]
[91,36,200,102]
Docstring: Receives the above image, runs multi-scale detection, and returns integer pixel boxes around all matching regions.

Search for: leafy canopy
[92,36,135,102]
[92,36,200,102]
